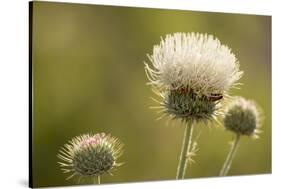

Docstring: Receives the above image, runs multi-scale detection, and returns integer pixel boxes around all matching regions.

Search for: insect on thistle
[207,93,223,101]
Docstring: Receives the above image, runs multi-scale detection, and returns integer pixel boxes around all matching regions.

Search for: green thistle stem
[94,175,100,184]
[219,134,240,176]
[176,121,194,179]
[98,176,101,184]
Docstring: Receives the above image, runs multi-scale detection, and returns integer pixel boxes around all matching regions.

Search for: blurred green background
[31,1,271,187]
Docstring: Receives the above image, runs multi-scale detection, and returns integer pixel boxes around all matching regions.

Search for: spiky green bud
[223,97,261,136]
[58,133,124,182]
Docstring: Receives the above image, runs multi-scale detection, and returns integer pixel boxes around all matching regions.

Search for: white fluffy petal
[145,32,243,95]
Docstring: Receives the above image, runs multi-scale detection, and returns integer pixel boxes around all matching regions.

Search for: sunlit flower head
[145,32,242,94]
[57,133,124,183]
[144,33,243,123]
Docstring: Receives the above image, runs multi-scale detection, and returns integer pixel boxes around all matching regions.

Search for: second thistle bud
[223,97,261,136]
[58,133,124,182]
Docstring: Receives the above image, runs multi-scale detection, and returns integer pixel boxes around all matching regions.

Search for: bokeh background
[31,1,271,187]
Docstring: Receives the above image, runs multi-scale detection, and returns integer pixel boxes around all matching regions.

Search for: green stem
[97,175,100,184]
[94,175,101,184]
[219,134,240,176]
[176,121,194,179]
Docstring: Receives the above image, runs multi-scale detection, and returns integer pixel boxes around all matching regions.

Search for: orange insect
[207,94,223,101]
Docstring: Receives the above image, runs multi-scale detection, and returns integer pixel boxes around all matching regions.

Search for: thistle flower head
[57,133,124,182]
[145,32,242,94]
[145,33,243,122]
[223,97,262,137]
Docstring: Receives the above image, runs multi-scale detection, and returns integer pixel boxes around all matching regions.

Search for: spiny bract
[163,87,219,122]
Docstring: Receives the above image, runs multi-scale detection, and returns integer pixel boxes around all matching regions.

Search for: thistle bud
[223,97,261,136]
[57,133,124,182]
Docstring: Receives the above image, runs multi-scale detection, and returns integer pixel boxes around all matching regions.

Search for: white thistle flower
[145,32,243,123]
[145,32,243,95]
